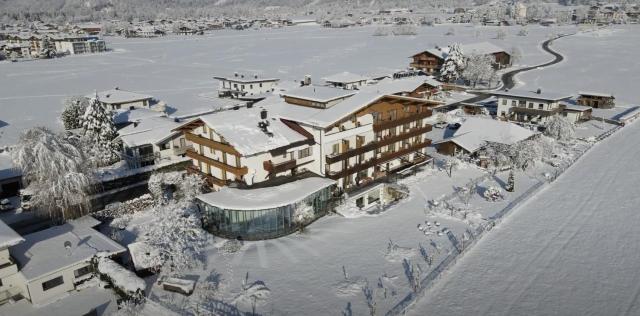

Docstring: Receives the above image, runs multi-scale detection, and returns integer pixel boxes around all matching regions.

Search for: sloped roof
[0,219,24,250]
[490,89,573,102]
[118,116,182,147]
[281,85,356,103]
[87,89,153,105]
[11,221,125,281]
[460,42,508,55]
[437,117,536,153]
[323,72,370,84]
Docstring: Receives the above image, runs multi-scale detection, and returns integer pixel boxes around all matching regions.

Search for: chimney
[260,109,268,120]
[536,88,542,94]
[304,75,311,86]
[254,74,258,79]
[234,72,238,77]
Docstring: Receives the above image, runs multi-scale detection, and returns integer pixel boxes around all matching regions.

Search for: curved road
[453,34,571,106]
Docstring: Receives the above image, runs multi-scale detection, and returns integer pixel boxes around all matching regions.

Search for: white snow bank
[97,256,145,294]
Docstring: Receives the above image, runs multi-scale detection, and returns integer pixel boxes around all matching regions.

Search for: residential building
[50,34,106,55]
[410,42,511,75]
[88,88,154,111]
[561,102,593,123]
[323,72,370,90]
[8,217,125,306]
[118,116,191,169]
[410,48,446,75]
[494,89,573,124]
[577,92,615,109]
[214,73,279,99]
[0,154,21,198]
[434,117,536,159]
[0,220,25,304]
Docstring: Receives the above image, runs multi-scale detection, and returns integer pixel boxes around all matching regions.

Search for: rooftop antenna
[64,240,72,256]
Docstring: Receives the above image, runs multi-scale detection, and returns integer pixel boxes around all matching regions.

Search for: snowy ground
[408,119,640,316]
[0,24,577,146]
[516,25,640,108]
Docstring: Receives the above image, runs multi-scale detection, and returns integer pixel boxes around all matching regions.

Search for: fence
[386,123,626,315]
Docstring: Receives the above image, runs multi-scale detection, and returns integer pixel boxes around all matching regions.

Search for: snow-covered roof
[118,116,182,147]
[87,89,153,105]
[491,89,573,102]
[0,219,24,250]
[281,85,356,103]
[214,73,279,83]
[197,177,335,210]
[0,152,21,180]
[112,107,166,125]
[578,91,615,98]
[128,241,160,271]
[371,76,441,95]
[460,42,508,55]
[323,72,370,84]
[10,221,126,281]
[436,117,536,153]
[196,104,310,156]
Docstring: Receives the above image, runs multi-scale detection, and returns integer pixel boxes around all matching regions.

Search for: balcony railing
[185,149,248,176]
[511,106,562,116]
[186,165,228,187]
[373,109,433,131]
[263,159,297,174]
[326,125,432,164]
[185,132,240,156]
[325,140,431,180]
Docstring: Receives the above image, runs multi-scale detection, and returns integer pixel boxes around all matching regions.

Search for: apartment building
[494,89,573,124]
[214,73,280,99]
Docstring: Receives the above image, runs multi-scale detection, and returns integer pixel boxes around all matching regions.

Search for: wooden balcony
[326,140,431,180]
[185,132,240,156]
[373,110,433,132]
[186,165,228,187]
[326,125,432,164]
[185,149,248,177]
[263,159,297,174]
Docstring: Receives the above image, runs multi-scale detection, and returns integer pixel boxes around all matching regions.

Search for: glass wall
[200,185,334,240]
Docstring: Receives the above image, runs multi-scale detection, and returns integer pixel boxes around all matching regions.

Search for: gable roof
[87,89,153,105]
[490,89,573,102]
[118,116,182,147]
[281,85,356,103]
[437,117,536,153]
[323,72,370,84]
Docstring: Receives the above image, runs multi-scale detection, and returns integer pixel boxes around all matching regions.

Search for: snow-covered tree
[293,201,315,232]
[506,169,515,192]
[139,202,208,275]
[544,115,575,141]
[80,96,120,166]
[12,127,95,221]
[462,54,496,87]
[148,171,207,203]
[483,186,504,202]
[61,96,89,130]
[439,43,465,83]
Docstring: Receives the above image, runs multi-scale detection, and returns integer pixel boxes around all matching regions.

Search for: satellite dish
[64,241,72,250]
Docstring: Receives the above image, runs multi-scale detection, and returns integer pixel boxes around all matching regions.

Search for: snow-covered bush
[12,127,95,221]
[148,171,206,203]
[391,25,417,36]
[544,115,575,141]
[80,97,120,166]
[483,186,504,202]
[293,202,315,231]
[372,27,390,36]
[94,255,145,302]
[482,136,555,171]
[61,96,89,130]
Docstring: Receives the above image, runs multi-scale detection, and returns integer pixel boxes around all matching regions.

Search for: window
[299,147,312,159]
[259,83,263,87]
[233,83,238,89]
[74,266,91,278]
[241,84,245,90]
[502,99,507,105]
[372,112,381,122]
[528,102,533,108]
[42,276,64,291]
[388,142,396,152]
[538,103,544,110]
[249,84,253,89]
[160,142,170,150]
[388,109,397,120]
[511,100,516,106]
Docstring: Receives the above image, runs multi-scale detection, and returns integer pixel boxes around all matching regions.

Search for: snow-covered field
[0,24,576,146]
[516,26,640,106]
[409,119,640,316]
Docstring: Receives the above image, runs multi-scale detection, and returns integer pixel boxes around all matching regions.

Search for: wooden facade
[577,94,615,109]
[410,51,444,75]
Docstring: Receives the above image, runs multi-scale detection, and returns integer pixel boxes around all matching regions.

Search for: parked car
[0,199,13,211]
[434,122,448,129]
[20,189,33,211]
[447,123,461,130]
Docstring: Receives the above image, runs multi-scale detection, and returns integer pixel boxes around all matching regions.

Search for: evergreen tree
[61,96,88,130]
[80,96,120,166]
[506,169,515,192]
[439,43,465,83]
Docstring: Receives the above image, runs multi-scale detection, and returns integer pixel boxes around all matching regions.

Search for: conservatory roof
[197,177,335,210]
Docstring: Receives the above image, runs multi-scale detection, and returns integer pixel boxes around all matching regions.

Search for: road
[451,34,570,108]
[409,121,640,315]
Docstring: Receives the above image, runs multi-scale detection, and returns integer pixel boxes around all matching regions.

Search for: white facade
[215,74,279,98]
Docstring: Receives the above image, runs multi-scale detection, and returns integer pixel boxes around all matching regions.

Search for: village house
[561,102,593,123]
[88,88,154,111]
[434,117,536,162]
[4,217,124,306]
[323,72,370,90]
[214,73,280,100]
[0,154,21,199]
[118,116,191,169]
[494,89,573,124]
[0,219,25,304]
[410,42,511,75]
[577,91,615,109]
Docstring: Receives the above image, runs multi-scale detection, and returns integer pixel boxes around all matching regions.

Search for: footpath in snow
[409,120,640,316]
